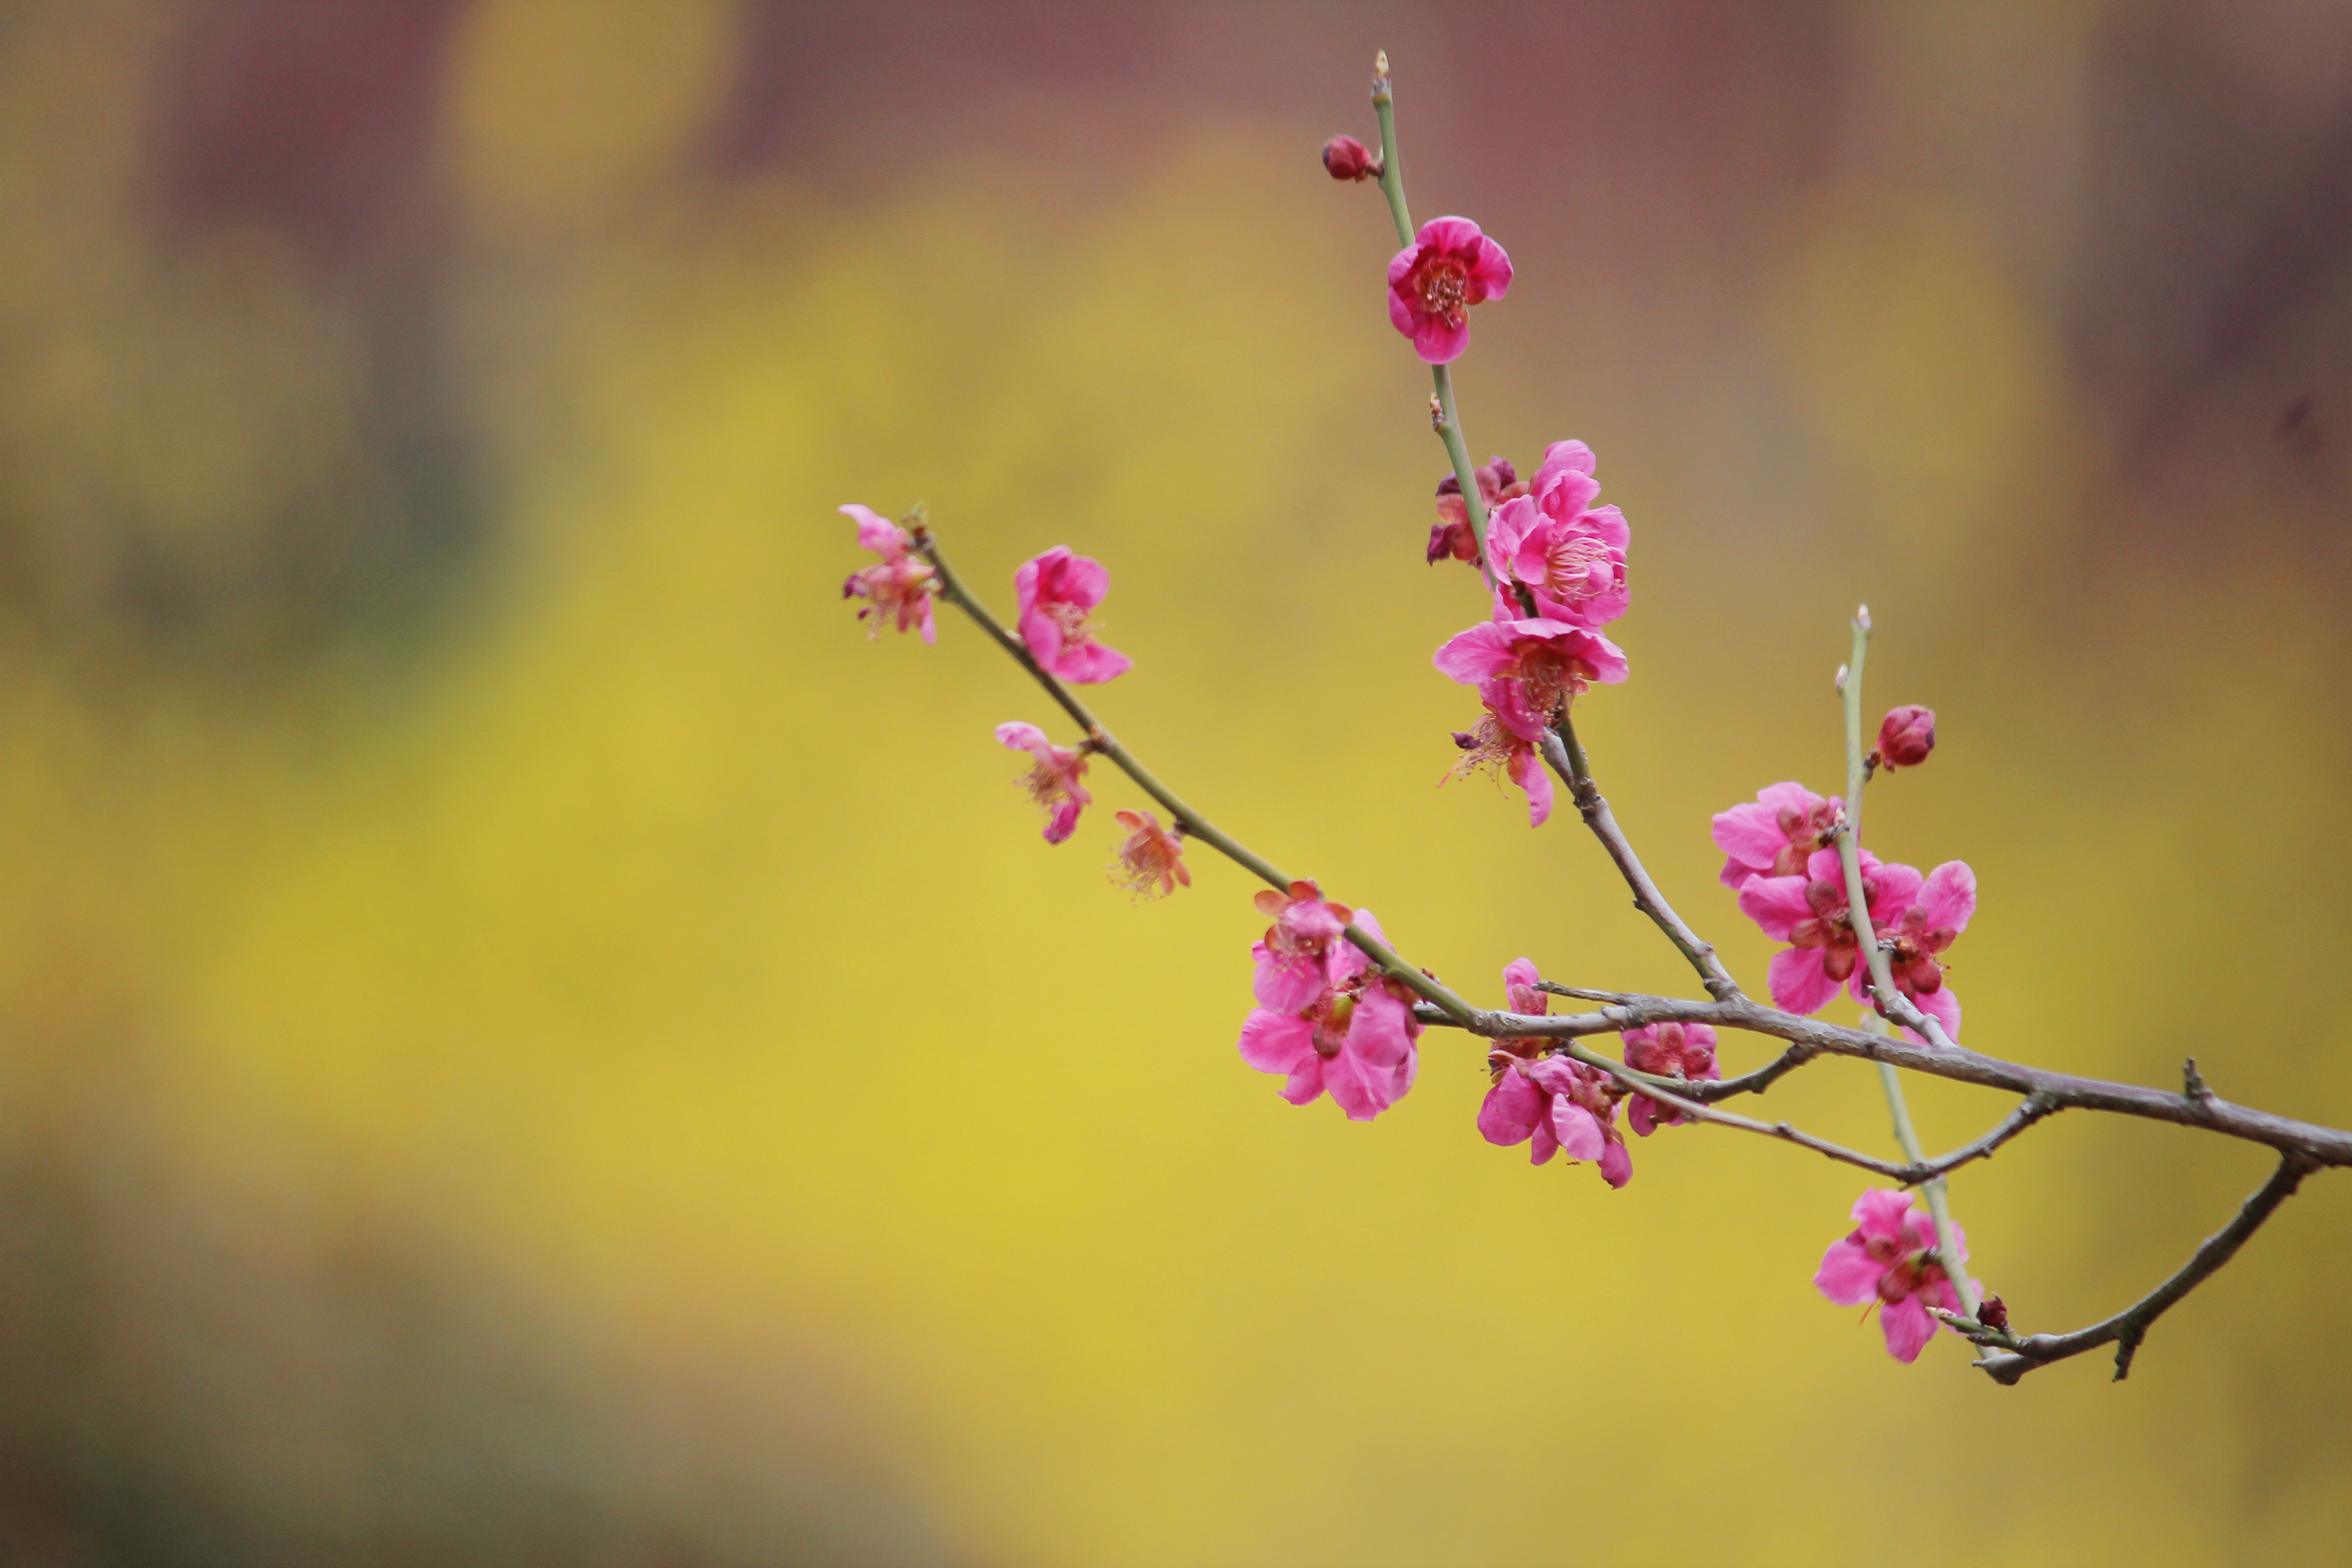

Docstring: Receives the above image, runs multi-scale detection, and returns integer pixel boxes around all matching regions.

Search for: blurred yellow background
[2,2,2349,1563]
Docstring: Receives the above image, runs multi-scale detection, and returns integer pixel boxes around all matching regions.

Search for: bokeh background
[2,2,2350,1563]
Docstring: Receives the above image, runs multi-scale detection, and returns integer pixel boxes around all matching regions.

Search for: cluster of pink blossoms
[1711,778,1977,1042]
[841,511,1187,895]
[1236,885,1419,1120]
[1431,441,1632,827]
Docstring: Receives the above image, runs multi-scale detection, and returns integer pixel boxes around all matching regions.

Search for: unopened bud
[1834,663,1849,693]
[1877,705,1936,768]
[1374,49,1389,76]
[1321,134,1382,182]
[1856,603,1871,630]
[1978,1294,2009,1330]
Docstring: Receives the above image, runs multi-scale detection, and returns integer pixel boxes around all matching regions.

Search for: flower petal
[1345,985,1417,1069]
[1432,622,1517,685]
[1052,640,1133,685]
[1597,1140,1632,1189]
[1768,947,1842,1015]
[1879,1294,1940,1363]
[1478,1069,1544,1147]
[1552,1101,1606,1163]
[1813,1237,1884,1307]
[1849,1187,1917,1243]
[1916,861,1977,935]
[1253,945,1327,1014]
[995,720,1051,756]
[1711,800,1790,870]
[1738,875,1815,941]
[1509,746,1555,827]
[1412,314,1471,365]
[1237,1010,1316,1076]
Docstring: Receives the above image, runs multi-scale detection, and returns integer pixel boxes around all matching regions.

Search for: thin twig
[1957,1154,2317,1385]
[1411,994,2352,1167]
[1538,725,1744,1001]
[914,530,1482,1026]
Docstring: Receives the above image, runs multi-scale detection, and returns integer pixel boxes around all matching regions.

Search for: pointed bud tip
[1856,604,1871,629]
[1374,49,1388,75]
[1834,663,1849,691]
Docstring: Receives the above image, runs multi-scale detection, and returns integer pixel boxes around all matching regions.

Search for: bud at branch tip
[1375,49,1388,76]
[1835,663,1848,692]
[1857,604,1871,630]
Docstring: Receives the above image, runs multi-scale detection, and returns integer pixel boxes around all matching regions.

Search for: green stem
[1371,55,1500,590]
[913,530,1479,1026]
[1835,609,1978,1317]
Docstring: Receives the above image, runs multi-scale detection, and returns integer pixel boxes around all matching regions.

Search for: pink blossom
[1738,851,1975,1040]
[1109,810,1189,898]
[1443,677,1553,827]
[1251,880,1355,1013]
[1014,546,1131,684]
[1620,1021,1720,1136]
[1737,847,1919,1018]
[1476,959,1632,1185]
[1433,617,1628,721]
[1236,910,1421,1120]
[1870,860,1976,1040]
[840,504,937,642]
[994,722,1092,844]
[1485,441,1631,629]
[1711,782,1846,891]
[1387,216,1513,365]
[1428,455,1530,567]
[1814,1188,1976,1363]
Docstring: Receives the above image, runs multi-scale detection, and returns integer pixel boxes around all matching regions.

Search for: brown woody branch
[1949,1153,2316,1384]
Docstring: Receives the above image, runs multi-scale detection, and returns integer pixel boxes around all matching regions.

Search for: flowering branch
[1950,1152,2317,1385]
[830,46,2351,1383]
[912,528,1480,1028]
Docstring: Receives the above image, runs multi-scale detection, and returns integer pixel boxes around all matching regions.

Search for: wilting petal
[1043,800,1081,844]
[1508,746,1555,827]
[1597,1140,1632,1188]
[995,720,1051,756]
[840,503,903,555]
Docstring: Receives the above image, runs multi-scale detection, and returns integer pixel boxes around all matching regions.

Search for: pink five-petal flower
[1484,441,1631,630]
[1711,782,1846,891]
[1250,880,1355,1013]
[1109,810,1189,899]
[1433,618,1628,730]
[1475,959,1632,1185]
[1443,677,1554,827]
[1236,909,1420,1121]
[1387,216,1513,364]
[1814,1188,1977,1364]
[1738,847,1920,1018]
[994,721,1092,844]
[1620,1021,1720,1136]
[1857,859,1977,1041]
[840,504,938,642]
[1428,455,1530,566]
[1014,546,1132,684]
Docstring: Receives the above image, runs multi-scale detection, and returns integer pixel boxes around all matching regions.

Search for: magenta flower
[1387,216,1512,365]
[1737,847,1920,1017]
[994,721,1091,844]
[1433,617,1628,720]
[1476,959,1632,1185]
[1485,442,1630,629]
[1014,546,1132,684]
[1711,782,1846,891]
[1110,810,1189,899]
[1428,455,1529,567]
[1443,677,1554,827]
[1870,860,1977,1040]
[1251,880,1355,1013]
[1236,909,1421,1120]
[1620,1021,1720,1136]
[840,504,937,642]
[1815,1188,1975,1363]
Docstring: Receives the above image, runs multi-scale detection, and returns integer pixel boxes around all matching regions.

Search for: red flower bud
[1321,134,1382,182]
[1978,1294,2009,1330]
[1877,705,1936,769]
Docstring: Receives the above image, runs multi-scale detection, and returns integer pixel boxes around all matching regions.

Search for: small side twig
[1958,1153,2317,1385]
[1538,725,1744,1002]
